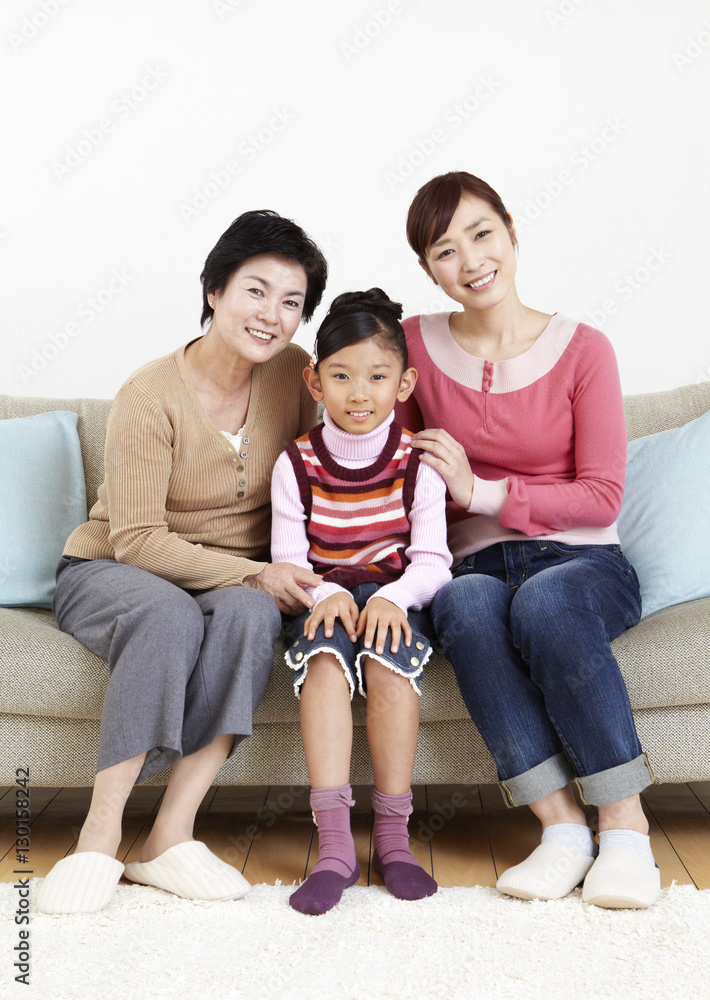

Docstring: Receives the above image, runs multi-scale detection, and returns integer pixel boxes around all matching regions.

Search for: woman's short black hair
[313,288,408,371]
[200,209,328,328]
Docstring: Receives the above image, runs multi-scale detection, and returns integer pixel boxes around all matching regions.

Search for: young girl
[270,288,452,915]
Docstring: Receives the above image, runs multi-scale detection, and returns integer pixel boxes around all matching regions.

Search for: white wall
[3,0,709,398]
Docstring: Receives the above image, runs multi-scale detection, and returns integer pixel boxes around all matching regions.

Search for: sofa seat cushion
[610,596,710,710]
[0,607,109,719]
[4,597,708,724]
[253,650,470,727]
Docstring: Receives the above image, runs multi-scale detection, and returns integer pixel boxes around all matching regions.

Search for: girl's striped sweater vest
[285,421,421,589]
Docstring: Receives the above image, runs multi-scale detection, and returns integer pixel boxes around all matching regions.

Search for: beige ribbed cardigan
[64,341,316,589]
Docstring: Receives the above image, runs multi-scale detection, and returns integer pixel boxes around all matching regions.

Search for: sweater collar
[321,409,395,462]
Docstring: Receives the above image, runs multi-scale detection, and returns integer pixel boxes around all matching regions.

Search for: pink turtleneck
[271,409,452,613]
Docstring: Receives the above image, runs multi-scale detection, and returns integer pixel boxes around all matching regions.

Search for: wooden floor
[2,782,710,890]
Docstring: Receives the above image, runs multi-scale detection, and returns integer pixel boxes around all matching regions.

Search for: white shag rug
[1,881,709,1000]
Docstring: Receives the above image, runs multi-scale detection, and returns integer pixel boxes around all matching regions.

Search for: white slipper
[123,841,250,901]
[582,848,661,909]
[496,842,595,901]
[35,852,124,914]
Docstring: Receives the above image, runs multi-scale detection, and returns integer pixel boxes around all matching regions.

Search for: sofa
[1,382,709,788]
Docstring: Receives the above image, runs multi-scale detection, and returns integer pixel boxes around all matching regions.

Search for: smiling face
[207,253,308,365]
[422,194,518,312]
[303,336,417,435]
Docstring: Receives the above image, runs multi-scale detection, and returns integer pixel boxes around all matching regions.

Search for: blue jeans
[431,541,653,807]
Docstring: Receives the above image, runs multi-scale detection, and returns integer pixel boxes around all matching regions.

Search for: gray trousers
[53,556,282,783]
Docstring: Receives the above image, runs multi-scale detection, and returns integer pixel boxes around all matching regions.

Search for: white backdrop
[3,0,709,398]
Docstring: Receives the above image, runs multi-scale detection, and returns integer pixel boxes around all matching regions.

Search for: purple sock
[372,788,437,901]
[289,784,360,916]
[372,789,417,865]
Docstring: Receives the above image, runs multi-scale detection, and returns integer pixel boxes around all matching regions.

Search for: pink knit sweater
[396,312,626,565]
[271,410,452,613]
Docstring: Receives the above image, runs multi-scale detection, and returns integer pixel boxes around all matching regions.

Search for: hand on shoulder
[411,428,474,509]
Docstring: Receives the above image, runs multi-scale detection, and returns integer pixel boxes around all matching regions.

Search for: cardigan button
[240,451,248,459]
[415,641,425,650]
[239,479,247,487]
[237,465,244,472]
[243,437,250,444]
[410,656,420,667]
[295,652,304,661]
[237,491,245,498]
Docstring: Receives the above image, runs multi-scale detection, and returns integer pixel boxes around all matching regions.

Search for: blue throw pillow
[617,407,710,618]
[0,410,87,608]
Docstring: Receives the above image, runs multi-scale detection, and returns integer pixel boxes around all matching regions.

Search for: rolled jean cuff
[499,752,575,808]
[574,752,655,807]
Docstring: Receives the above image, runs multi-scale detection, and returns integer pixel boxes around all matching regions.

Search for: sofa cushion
[617,408,710,618]
[3,598,709,722]
[623,380,710,440]
[0,395,112,519]
[610,597,710,709]
[0,410,87,608]
[0,607,108,718]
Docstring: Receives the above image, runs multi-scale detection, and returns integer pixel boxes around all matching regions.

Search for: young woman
[397,172,659,909]
[271,288,452,915]
[37,210,328,913]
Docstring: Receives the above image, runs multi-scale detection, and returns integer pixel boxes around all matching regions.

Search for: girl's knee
[300,652,352,690]
[363,658,415,708]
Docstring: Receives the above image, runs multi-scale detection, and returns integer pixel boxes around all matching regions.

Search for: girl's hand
[357,597,412,655]
[411,428,475,509]
[304,592,359,642]
[243,563,323,615]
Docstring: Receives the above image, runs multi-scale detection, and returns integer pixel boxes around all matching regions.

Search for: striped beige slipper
[35,852,124,914]
[496,843,595,901]
[582,849,661,909]
[123,841,250,901]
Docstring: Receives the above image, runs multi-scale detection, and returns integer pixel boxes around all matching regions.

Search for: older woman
[37,210,328,913]
[397,172,659,909]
